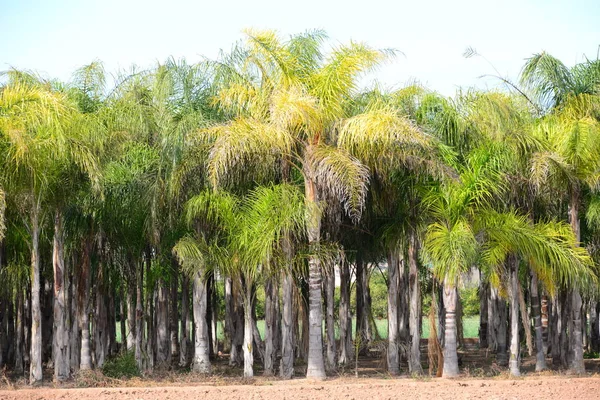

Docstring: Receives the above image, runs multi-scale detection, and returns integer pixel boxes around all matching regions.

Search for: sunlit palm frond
[206,118,294,187]
[422,219,479,284]
[269,86,322,133]
[304,144,369,222]
[310,42,391,120]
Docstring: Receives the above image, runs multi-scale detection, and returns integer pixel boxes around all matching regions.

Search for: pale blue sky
[1,0,598,95]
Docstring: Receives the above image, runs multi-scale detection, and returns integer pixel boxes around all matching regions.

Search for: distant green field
[116,316,479,343]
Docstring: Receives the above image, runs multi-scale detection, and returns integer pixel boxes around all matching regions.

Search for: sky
[1,0,599,96]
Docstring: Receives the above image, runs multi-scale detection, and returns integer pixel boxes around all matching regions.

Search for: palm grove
[1,30,600,384]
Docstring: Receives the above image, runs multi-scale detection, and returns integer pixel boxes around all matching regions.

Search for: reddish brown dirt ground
[2,343,599,400]
[1,376,599,400]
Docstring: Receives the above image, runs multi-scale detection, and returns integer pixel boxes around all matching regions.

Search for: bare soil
[1,376,600,400]
[2,341,599,400]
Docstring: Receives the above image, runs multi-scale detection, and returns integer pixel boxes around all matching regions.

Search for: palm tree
[523,54,600,371]
[0,70,97,383]
[206,30,388,378]
[422,145,594,377]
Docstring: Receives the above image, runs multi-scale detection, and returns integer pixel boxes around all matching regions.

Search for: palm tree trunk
[180,275,190,367]
[192,270,211,373]
[119,286,127,353]
[568,188,585,374]
[211,277,219,356]
[156,277,170,368]
[550,294,561,367]
[170,258,179,366]
[570,289,585,374]
[591,301,600,352]
[530,270,547,371]
[145,251,155,371]
[243,279,254,378]
[324,262,336,371]
[70,266,80,372]
[305,177,326,379]
[94,242,109,369]
[79,238,93,371]
[29,201,43,384]
[398,259,409,345]
[408,232,423,375]
[15,291,24,374]
[280,266,294,377]
[263,277,276,375]
[386,249,400,375]
[479,277,489,349]
[126,280,135,352]
[223,276,233,353]
[109,287,118,356]
[229,287,244,367]
[52,211,70,381]
[508,255,521,376]
[517,280,533,357]
[135,259,144,371]
[338,258,352,366]
[492,287,508,366]
[442,278,459,377]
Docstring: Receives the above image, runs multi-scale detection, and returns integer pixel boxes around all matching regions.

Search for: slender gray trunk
[280,269,294,378]
[591,301,600,352]
[180,275,190,367]
[126,281,135,352]
[120,286,127,353]
[135,259,144,371]
[52,211,70,381]
[442,279,459,377]
[386,249,400,375]
[224,276,233,353]
[242,281,254,378]
[479,277,489,348]
[570,290,585,374]
[491,287,508,366]
[305,176,325,379]
[15,291,24,374]
[170,259,179,366]
[338,259,352,366]
[508,255,520,376]
[79,239,93,371]
[263,278,276,375]
[69,266,80,372]
[192,270,211,373]
[550,294,561,367]
[155,278,170,368]
[94,244,109,368]
[530,270,547,371]
[408,232,422,375]
[324,262,336,371]
[229,287,244,367]
[29,203,42,384]
[568,188,585,373]
[517,277,533,357]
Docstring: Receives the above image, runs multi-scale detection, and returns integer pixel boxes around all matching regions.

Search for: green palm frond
[338,104,445,175]
[206,118,294,187]
[184,189,238,229]
[423,219,479,284]
[310,42,391,120]
[236,183,306,269]
[304,144,369,222]
[520,52,573,109]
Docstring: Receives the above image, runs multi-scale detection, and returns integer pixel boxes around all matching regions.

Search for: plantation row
[0,30,599,384]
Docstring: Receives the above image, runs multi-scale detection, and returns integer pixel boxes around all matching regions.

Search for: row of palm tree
[1,30,600,384]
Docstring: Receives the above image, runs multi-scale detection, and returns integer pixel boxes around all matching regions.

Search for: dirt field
[1,376,599,400]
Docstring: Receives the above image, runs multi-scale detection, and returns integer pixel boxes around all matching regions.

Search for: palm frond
[304,144,369,222]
